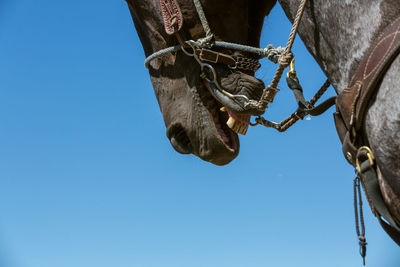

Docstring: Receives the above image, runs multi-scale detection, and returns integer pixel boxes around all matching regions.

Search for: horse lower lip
[209,101,238,151]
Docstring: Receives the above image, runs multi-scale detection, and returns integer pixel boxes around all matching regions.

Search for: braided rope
[254,79,330,132]
[193,0,212,41]
[144,41,284,68]
[285,0,308,52]
[259,0,308,110]
[354,176,367,265]
[144,0,288,68]
[144,45,182,68]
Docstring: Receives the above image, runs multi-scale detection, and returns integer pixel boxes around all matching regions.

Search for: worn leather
[335,17,400,163]
[334,112,357,165]
[159,0,183,35]
[336,17,400,132]
[194,48,237,66]
[334,17,400,246]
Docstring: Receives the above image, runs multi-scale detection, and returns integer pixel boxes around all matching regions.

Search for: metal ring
[356,146,375,173]
[228,63,238,70]
[250,116,261,126]
[232,94,250,103]
[181,45,194,56]
[201,63,217,83]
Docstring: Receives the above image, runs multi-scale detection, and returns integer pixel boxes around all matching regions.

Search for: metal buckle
[199,49,220,63]
[356,146,375,173]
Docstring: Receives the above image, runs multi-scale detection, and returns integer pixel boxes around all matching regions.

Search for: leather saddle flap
[336,17,400,131]
[159,0,183,35]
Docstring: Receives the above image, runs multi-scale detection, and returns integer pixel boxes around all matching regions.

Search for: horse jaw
[150,65,240,166]
[129,0,276,165]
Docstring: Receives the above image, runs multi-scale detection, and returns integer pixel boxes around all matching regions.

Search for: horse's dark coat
[128,0,276,165]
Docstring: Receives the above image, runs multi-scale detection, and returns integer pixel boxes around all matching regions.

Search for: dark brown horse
[127,0,276,165]
[128,0,400,248]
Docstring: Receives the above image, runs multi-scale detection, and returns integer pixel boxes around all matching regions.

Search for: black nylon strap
[286,76,308,108]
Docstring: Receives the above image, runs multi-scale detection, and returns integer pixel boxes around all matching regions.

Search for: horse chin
[186,71,265,165]
[166,70,264,166]
[166,82,240,166]
[194,91,240,165]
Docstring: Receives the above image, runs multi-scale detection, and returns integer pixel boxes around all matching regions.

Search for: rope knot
[358,235,367,265]
[263,45,285,64]
[197,34,214,48]
[278,52,294,68]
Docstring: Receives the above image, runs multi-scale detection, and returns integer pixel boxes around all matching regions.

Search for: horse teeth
[220,106,227,112]
[227,116,236,129]
[240,125,246,135]
[236,124,242,134]
[239,123,248,135]
[226,116,249,135]
[239,124,246,135]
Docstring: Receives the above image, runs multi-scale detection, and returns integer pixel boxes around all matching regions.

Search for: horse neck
[278,0,400,94]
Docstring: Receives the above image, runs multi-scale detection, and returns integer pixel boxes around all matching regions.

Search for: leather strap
[335,17,400,164]
[195,48,237,66]
[336,17,400,133]
[159,0,183,35]
[358,157,400,246]
[286,76,336,115]
[333,17,400,247]
[194,48,261,73]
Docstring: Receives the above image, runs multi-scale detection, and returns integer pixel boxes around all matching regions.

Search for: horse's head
[129,0,276,165]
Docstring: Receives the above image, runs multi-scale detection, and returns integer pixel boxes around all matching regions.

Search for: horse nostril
[167,124,193,154]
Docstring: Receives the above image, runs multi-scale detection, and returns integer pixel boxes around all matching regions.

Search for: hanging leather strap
[357,152,400,246]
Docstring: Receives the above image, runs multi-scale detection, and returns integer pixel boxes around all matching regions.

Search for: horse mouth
[167,71,263,165]
[203,69,266,117]
[204,81,251,136]
[203,82,240,153]
[166,81,242,160]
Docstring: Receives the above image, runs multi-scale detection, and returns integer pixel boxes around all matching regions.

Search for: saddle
[334,17,400,246]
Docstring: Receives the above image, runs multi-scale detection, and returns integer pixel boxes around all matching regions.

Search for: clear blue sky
[0,1,398,267]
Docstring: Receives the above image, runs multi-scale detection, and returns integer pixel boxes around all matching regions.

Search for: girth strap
[356,149,400,247]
